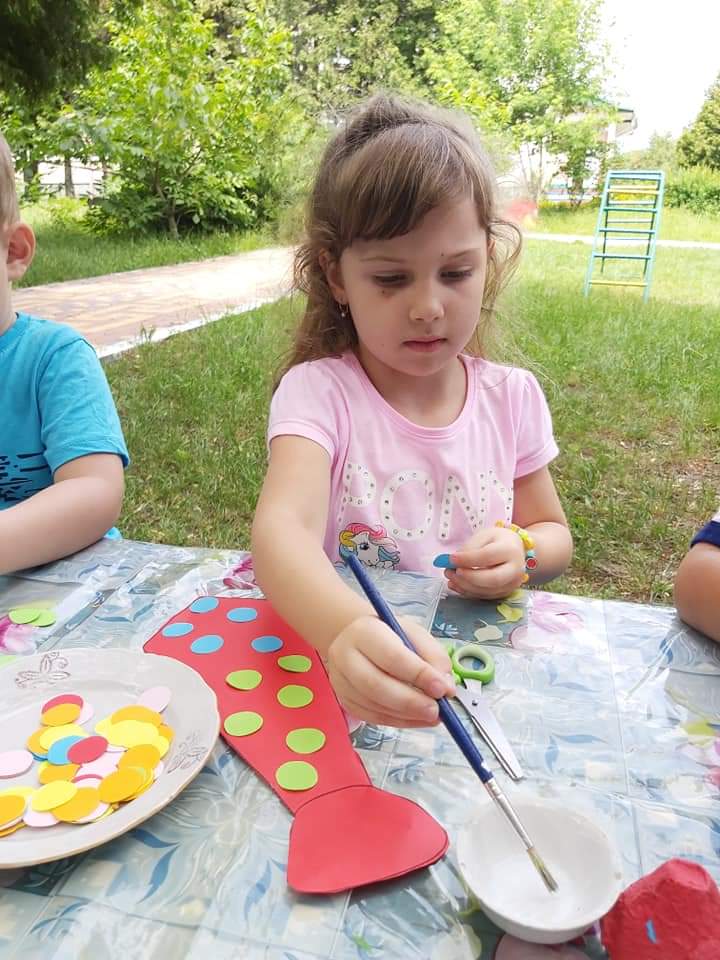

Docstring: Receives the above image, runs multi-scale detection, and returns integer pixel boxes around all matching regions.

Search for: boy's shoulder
[15,313,88,354]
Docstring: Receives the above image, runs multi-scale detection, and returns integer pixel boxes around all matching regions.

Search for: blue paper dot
[190,597,219,614]
[162,621,194,637]
[48,735,85,765]
[190,634,224,654]
[227,607,258,623]
[251,635,283,653]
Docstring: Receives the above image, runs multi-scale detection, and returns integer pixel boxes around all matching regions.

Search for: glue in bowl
[458,798,623,945]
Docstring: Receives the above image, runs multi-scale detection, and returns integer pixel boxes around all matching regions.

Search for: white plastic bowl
[457,798,623,945]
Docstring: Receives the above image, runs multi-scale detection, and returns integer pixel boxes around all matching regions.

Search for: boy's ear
[319,248,347,304]
[5,222,36,283]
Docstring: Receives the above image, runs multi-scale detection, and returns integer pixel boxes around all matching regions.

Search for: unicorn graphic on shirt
[338,523,400,569]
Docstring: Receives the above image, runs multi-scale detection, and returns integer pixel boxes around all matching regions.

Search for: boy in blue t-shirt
[675,509,720,642]
[0,131,128,574]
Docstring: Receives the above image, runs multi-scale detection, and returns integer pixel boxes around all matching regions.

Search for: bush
[665,166,720,215]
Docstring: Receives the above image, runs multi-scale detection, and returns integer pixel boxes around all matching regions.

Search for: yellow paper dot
[32,781,77,812]
[98,768,147,803]
[124,766,154,800]
[0,786,35,800]
[152,736,170,759]
[26,728,49,756]
[95,717,115,739]
[0,821,25,837]
[41,702,82,727]
[53,787,101,822]
[38,762,79,785]
[106,720,158,749]
[0,794,26,827]
[157,723,174,743]
[119,744,161,771]
[38,723,86,752]
[111,705,163,727]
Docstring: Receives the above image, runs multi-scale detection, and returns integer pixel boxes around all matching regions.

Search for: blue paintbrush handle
[344,553,493,784]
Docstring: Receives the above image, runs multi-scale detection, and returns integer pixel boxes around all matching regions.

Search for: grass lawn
[18,200,274,288]
[527,205,720,243]
[106,239,719,604]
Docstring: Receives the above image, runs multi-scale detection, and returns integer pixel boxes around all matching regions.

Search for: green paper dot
[33,611,56,628]
[277,684,313,708]
[286,728,326,754]
[9,607,40,625]
[226,669,262,690]
[277,655,312,673]
[224,711,263,737]
[275,760,318,791]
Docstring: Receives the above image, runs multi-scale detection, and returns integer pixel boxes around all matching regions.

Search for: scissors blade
[453,684,524,781]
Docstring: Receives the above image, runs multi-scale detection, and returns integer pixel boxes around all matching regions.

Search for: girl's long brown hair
[280,93,521,383]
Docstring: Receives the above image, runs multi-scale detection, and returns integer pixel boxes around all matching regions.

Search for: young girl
[252,94,573,728]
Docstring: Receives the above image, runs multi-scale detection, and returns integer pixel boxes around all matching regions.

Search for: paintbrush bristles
[528,847,559,893]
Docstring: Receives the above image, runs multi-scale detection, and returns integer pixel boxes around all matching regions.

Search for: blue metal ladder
[584,170,665,302]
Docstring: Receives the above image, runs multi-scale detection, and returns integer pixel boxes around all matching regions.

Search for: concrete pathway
[14,246,294,358]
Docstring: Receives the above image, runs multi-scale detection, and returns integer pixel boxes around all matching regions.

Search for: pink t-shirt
[268,352,559,576]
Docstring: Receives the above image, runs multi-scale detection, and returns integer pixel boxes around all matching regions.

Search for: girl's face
[325,197,489,381]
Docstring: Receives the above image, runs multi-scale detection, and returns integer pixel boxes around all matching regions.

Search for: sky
[600,0,720,150]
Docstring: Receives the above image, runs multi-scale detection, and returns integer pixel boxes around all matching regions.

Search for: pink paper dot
[77,701,95,725]
[23,808,58,828]
[75,754,120,779]
[72,775,103,787]
[41,693,83,713]
[137,686,171,713]
[0,749,34,779]
[68,736,108,765]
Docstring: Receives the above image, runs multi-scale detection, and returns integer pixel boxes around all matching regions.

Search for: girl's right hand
[327,615,455,728]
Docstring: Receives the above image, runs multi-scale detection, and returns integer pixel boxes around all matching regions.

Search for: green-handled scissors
[447,642,523,781]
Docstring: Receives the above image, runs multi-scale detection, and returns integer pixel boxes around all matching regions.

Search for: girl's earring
[338,301,350,320]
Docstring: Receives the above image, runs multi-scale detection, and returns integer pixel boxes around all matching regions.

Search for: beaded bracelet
[495,521,537,583]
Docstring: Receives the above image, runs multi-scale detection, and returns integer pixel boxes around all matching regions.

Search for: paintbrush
[344,552,558,893]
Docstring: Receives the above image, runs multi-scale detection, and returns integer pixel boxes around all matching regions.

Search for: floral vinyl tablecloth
[0,538,718,959]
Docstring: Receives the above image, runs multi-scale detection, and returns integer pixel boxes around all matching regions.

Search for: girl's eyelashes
[371,268,474,286]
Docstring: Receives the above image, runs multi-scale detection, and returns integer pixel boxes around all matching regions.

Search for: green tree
[77,0,299,235]
[266,0,437,112]
[423,0,608,198]
[623,133,680,177]
[678,73,720,172]
[0,1,125,101]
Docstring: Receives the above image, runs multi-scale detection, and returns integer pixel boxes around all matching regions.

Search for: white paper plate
[0,648,219,868]
[458,798,623,944]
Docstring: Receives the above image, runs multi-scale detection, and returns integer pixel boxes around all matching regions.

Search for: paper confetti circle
[278,655,312,673]
[190,634,224,655]
[137,686,171,713]
[0,749,34,778]
[190,597,219,614]
[275,761,318,791]
[226,607,258,623]
[32,781,77,812]
[277,685,314,708]
[224,712,264,737]
[251,635,283,653]
[285,728,326,755]
[226,670,262,691]
[161,622,194,638]
[42,694,83,713]
[41,702,82,726]
[67,736,108,765]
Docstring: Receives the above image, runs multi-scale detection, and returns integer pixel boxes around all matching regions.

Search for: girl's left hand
[444,525,527,599]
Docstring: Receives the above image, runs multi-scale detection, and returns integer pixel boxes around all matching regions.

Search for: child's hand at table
[327,615,455,728]
[445,525,527,599]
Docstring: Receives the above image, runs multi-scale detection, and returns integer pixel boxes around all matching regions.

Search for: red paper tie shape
[601,858,720,960]
[144,597,448,894]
